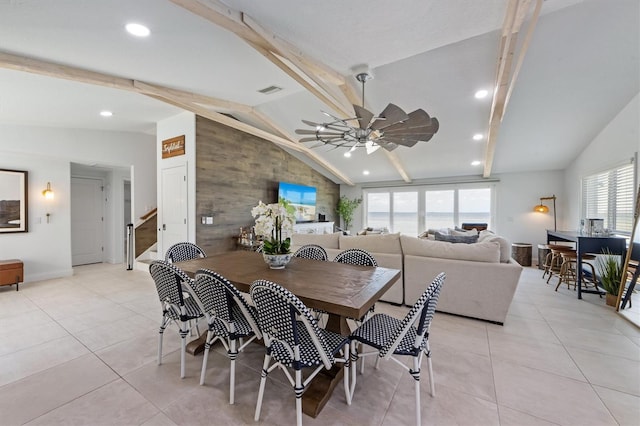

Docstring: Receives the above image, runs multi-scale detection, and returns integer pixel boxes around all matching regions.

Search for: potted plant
[336,196,362,232]
[597,248,624,306]
[251,199,296,269]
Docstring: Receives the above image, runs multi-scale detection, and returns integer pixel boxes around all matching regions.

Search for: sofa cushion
[483,235,511,263]
[400,235,500,263]
[435,231,479,244]
[291,232,341,249]
[339,233,402,255]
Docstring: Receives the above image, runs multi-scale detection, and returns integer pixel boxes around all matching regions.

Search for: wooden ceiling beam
[172,0,412,183]
[0,50,134,90]
[133,81,252,113]
[242,14,353,118]
[0,49,355,184]
[168,0,268,49]
[483,0,540,178]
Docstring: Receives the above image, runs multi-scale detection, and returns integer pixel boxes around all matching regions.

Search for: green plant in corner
[336,196,362,231]
[596,248,623,305]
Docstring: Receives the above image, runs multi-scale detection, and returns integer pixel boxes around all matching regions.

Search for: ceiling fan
[295,71,440,155]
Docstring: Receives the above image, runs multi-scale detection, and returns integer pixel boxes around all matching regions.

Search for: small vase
[263,253,292,269]
[605,293,617,307]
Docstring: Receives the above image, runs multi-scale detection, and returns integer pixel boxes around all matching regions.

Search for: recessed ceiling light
[474,89,489,99]
[363,170,370,175]
[473,133,484,141]
[471,160,482,166]
[100,110,113,117]
[125,23,150,37]
[343,152,352,158]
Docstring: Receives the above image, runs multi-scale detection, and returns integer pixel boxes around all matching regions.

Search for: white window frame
[363,182,496,235]
[581,158,636,235]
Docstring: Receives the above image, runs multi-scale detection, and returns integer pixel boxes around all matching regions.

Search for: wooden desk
[175,251,400,417]
[547,230,626,299]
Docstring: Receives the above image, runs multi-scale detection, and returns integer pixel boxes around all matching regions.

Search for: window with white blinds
[582,162,635,234]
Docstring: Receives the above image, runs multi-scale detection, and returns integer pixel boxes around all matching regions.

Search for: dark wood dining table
[174,250,401,417]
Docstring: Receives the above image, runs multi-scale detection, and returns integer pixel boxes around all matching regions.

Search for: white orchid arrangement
[251,199,296,255]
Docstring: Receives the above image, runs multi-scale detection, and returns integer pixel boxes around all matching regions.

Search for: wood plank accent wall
[195,116,340,255]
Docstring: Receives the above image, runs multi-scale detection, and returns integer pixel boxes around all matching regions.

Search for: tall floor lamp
[534,195,557,231]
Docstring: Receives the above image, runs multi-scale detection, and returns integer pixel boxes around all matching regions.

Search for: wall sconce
[534,195,557,231]
[42,182,54,200]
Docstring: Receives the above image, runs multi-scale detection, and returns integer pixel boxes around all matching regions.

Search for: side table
[0,259,23,291]
[512,243,532,267]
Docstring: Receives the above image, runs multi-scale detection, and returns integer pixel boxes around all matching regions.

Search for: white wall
[156,112,196,257]
[494,170,564,249]
[564,94,639,228]
[0,124,156,281]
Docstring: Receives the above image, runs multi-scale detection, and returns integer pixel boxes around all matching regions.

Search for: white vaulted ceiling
[0,0,637,184]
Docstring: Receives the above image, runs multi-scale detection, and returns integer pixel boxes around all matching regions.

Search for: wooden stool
[555,252,599,293]
[0,259,24,291]
[545,245,575,283]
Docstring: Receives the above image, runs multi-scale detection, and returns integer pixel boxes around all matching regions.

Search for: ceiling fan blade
[353,104,374,130]
[381,110,434,133]
[301,119,324,127]
[295,129,343,136]
[299,137,320,142]
[295,129,318,135]
[382,136,421,147]
[370,104,409,131]
[375,141,398,152]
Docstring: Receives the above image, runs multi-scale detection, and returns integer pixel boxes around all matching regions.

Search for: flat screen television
[278,182,317,223]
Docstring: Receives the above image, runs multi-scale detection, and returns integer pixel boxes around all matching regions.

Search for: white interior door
[161,165,188,256]
[71,177,104,266]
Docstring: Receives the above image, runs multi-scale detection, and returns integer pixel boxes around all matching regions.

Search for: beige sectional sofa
[291,231,523,324]
[291,232,405,304]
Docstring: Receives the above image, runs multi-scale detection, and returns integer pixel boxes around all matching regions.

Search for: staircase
[133,208,158,271]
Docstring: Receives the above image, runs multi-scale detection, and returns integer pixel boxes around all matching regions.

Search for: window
[364,184,494,235]
[582,162,635,234]
[459,188,492,227]
[393,192,418,235]
[366,192,390,229]
[425,190,454,229]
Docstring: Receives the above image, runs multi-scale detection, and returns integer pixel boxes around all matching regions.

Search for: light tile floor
[0,264,638,425]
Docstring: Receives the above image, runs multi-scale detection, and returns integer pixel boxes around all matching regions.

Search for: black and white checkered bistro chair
[293,244,328,261]
[165,242,206,263]
[349,272,445,426]
[334,248,378,267]
[334,248,378,323]
[250,279,353,426]
[149,260,204,379]
[184,268,262,404]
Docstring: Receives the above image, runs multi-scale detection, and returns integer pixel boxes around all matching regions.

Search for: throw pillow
[435,231,479,244]
[451,228,478,237]
[484,235,511,263]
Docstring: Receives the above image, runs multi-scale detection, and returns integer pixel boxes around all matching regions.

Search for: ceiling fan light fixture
[296,68,440,154]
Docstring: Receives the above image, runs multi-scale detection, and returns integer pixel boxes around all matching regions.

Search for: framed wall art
[0,169,28,233]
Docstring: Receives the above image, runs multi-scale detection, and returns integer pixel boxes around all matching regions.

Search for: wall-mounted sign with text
[161,135,186,159]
